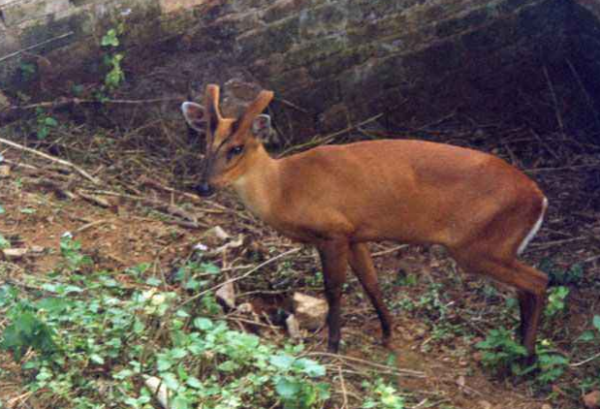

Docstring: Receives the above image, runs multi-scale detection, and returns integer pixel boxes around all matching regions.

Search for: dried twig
[542,65,564,135]
[304,351,425,378]
[338,365,349,409]
[0,137,100,184]
[278,114,383,157]
[372,244,409,258]
[0,32,74,63]
[570,350,600,368]
[275,97,309,114]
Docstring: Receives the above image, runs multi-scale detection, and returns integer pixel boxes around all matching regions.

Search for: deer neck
[231,144,280,220]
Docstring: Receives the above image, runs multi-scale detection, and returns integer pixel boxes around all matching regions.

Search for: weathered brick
[262,0,307,24]
[237,16,299,60]
[284,35,346,69]
[269,67,314,92]
[307,46,372,79]
[346,13,408,48]
[2,0,46,26]
[299,2,347,39]
[159,0,207,14]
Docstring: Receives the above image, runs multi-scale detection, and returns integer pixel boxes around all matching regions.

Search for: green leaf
[43,117,58,127]
[578,331,595,342]
[0,234,10,249]
[162,372,180,390]
[171,395,191,409]
[101,29,120,47]
[201,263,220,275]
[157,356,173,371]
[593,315,600,332]
[0,312,57,362]
[295,358,326,377]
[270,354,295,371]
[0,205,5,215]
[90,353,105,365]
[186,376,203,389]
[275,378,301,400]
[193,317,213,331]
[218,360,238,372]
[171,348,188,359]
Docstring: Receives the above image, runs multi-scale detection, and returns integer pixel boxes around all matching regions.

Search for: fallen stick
[0,137,100,184]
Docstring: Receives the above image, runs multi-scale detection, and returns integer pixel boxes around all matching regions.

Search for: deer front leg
[317,239,349,353]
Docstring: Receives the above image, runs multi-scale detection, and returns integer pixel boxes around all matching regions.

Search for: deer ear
[252,114,272,140]
[181,102,206,132]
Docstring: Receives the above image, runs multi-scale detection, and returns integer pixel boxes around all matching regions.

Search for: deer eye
[227,145,244,161]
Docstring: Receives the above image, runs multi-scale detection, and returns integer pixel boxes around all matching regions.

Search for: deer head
[182,84,274,197]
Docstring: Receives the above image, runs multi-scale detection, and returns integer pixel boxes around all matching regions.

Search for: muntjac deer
[182,84,549,359]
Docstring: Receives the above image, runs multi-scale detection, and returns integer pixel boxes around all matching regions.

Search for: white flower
[193,243,209,251]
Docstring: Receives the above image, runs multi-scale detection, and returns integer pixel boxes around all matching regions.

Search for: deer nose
[195,182,215,197]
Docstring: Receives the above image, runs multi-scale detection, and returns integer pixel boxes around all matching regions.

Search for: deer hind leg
[451,250,548,357]
[317,239,350,353]
[348,242,393,347]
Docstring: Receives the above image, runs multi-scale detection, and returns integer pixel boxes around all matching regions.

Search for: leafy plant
[539,258,584,286]
[103,53,125,90]
[0,234,10,250]
[477,329,569,385]
[476,327,529,375]
[0,239,338,409]
[361,379,405,409]
[101,28,121,47]
[34,108,58,139]
[545,286,569,318]
[0,309,57,362]
[534,342,569,385]
[579,315,600,343]
[59,234,92,272]
[19,62,37,81]
[100,25,126,92]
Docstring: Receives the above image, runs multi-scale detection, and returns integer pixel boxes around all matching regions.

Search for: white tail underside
[517,196,548,255]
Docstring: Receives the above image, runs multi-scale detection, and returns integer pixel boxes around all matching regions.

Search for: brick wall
[0,0,206,88]
[1,0,594,134]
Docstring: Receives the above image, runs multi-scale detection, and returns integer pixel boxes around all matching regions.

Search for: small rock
[144,376,170,409]
[541,404,552,409]
[478,400,492,409]
[0,165,10,178]
[583,390,600,409]
[212,226,230,241]
[213,235,244,254]
[401,332,415,342]
[237,302,256,314]
[293,292,328,331]
[2,248,28,260]
[29,245,45,253]
[286,314,302,339]
[216,282,236,310]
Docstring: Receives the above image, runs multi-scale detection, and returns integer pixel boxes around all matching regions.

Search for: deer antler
[238,90,274,133]
[204,84,223,147]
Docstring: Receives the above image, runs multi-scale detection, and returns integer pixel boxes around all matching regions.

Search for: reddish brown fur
[183,85,549,357]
